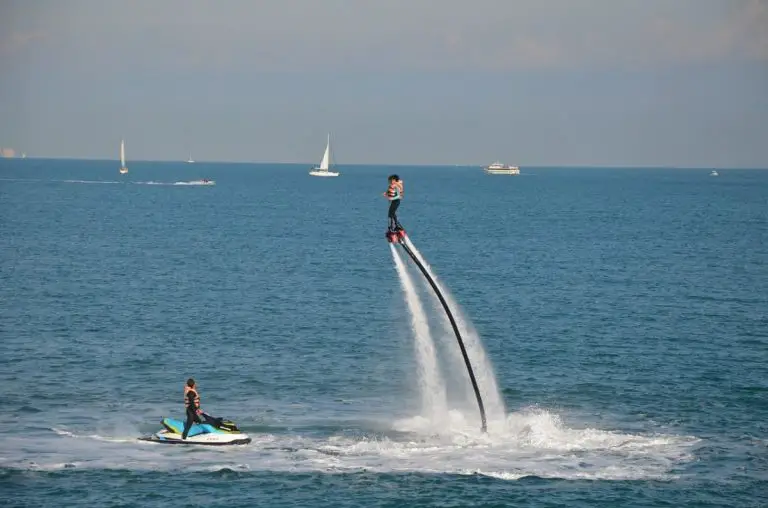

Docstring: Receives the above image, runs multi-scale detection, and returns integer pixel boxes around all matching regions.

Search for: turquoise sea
[1,159,766,507]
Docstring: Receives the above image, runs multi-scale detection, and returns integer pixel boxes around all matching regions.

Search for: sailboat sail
[309,132,340,177]
[119,140,128,174]
[319,135,330,170]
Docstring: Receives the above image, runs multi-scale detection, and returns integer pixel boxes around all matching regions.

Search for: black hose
[399,238,488,433]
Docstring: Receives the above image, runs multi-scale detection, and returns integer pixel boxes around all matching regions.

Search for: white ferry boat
[484,162,520,175]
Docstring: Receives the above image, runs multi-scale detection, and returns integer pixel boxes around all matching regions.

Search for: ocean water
[1,159,766,507]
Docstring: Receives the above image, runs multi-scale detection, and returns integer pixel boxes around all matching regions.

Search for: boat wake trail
[133,180,215,186]
[51,427,138,444]
[61,179,122,184]
[0,178,213,186]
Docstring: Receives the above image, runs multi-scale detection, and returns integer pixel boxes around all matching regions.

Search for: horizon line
[1,156,765,170]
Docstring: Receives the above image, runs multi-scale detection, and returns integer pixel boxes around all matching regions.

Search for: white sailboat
[119,140,128,174]
[309,134,340,177]
[187,155,195,163]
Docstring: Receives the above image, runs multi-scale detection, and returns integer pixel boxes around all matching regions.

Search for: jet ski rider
[384,174,404,232]
[182,378,202,440]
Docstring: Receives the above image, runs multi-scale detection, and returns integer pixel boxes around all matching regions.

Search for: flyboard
[386,227,488,433]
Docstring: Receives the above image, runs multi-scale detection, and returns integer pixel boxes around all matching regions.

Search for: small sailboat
[119,140,128,174]
[309,134,340,177]
[187,155,195,164]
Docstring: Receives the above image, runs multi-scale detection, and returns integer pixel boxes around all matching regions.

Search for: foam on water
[51,427,137,443]
[1,408,698,481]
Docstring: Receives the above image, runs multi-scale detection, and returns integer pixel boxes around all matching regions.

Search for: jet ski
[139,412,251,446]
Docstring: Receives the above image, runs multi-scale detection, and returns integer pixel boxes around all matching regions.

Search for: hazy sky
[1,0,767,166]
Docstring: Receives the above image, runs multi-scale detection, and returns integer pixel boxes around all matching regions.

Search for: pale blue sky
[1,0,767,166]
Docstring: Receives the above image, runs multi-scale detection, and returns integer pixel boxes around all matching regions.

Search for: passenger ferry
[484,162,520,175]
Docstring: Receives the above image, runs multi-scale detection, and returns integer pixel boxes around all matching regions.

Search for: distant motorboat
[710,170,719,176]
[309,134,340,177]
[484,161,520,175]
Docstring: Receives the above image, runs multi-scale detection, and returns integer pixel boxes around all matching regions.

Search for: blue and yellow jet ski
[139,412,251,446]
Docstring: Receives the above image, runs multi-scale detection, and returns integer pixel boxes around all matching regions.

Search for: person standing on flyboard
[384,174,404,232]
